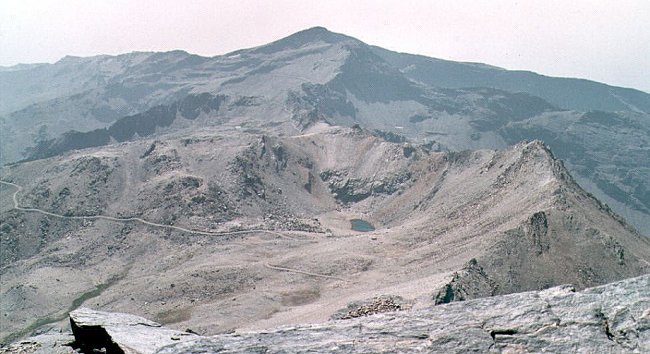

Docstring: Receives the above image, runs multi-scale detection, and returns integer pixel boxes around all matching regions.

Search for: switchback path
[1,179,358,282]
[264,263,349,282]
[0,179,300,241]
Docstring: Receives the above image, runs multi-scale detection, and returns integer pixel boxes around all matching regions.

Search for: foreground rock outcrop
[154,275,650,353]
[69,308,198,353]
[35,275,647,353]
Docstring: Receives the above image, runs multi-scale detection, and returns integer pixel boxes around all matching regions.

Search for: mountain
[2,26,650,346]
[1,125,649,343]
[3,27,647,233]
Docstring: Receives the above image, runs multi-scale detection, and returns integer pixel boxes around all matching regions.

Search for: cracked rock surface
[44,275,648,353]
[69,308,198,354]
[157,275,650,353]
[0,333,75,354]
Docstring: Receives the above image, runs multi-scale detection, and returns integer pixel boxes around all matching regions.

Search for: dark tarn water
[350,219,375,232]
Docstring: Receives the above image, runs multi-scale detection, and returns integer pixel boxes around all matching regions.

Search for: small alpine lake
[350,219,375,232]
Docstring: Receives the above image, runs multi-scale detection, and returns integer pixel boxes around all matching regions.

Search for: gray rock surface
[43,275,649,353]
[0,333,75,354]
[433,258,498,304]
[69,308,198,354]
[155,275,650,353]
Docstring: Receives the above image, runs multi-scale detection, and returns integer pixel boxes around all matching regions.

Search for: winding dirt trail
[264,263,350,282]
[0,179,294,239]
[0,179,353,281]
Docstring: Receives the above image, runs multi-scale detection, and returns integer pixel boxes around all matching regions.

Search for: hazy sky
[1,0,649,92]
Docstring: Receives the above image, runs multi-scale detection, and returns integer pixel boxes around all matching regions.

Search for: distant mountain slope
[2,26,649,234]
[0,27,357,164]
[24,93,228,161]
[0,51,209,116]
[372,46,650,113]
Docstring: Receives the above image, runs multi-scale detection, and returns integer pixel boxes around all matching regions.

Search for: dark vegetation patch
[25,93,226,161]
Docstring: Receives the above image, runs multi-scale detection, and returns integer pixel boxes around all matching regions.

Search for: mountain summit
[244,26,356,54]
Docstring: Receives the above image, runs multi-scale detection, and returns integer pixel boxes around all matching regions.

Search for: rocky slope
[0,28,355,164]
[3,275,648,353]
[372,46,650,113]
[1,125,649,344]
[3,27,648,233]
[128,274,650,353]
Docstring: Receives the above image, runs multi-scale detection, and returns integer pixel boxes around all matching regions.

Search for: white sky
[1,0,649,92]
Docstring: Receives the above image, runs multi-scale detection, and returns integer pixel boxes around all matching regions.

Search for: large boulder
[69,308,198,354]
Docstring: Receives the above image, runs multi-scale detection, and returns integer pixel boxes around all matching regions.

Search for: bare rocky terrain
[3,275,648,353]
[1,27,649,233]
[1,124,649,348]
[1,27,650,351]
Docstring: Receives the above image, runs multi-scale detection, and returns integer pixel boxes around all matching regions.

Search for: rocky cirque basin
[1,125,649,346]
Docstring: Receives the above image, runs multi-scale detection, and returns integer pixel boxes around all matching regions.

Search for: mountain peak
[283,26,353,43]
[249,26,358,54]
[301,26,330,34]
